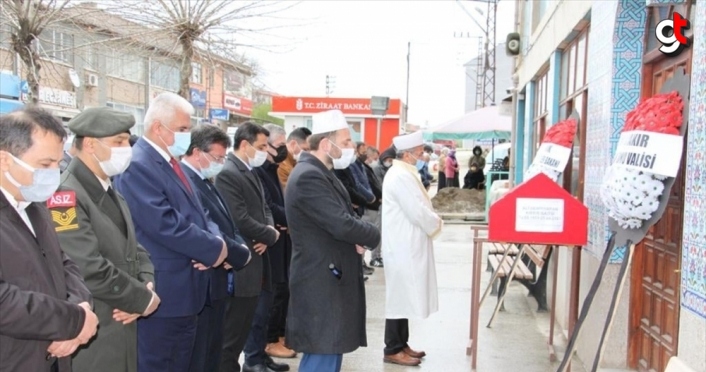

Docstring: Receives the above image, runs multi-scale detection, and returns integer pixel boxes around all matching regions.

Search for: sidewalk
[270,224,586,371]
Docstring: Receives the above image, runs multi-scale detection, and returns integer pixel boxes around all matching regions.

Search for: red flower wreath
[622,91,683,135]
[542,118,578,148]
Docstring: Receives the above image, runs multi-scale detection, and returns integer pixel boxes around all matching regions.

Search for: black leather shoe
[265,356,290,372]
[371,258,384,267]
[242,363,274,372]
[363,265,374,275]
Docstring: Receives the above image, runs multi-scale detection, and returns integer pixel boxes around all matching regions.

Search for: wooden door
[628,4,694,371]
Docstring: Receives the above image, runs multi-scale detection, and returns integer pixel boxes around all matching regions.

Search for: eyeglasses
[203,152,226,164]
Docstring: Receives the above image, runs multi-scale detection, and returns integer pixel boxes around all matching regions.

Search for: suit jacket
[0,191,92,372]
[182,164,251,301]
[53,158,154,372]
[361,162,382,211]
[215,153,278,297]
[334,168,367,217]
[284,152,380,354]
[113,138,223,318]
[254,160,291,283]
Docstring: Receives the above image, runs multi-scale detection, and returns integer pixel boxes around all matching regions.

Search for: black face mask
[272,144,288,163]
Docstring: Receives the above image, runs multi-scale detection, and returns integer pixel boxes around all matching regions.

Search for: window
[39,29,74,64]
[191,62,202,84]
[150,60,180,92]
[532,68,550,155]
[224,69,244,94]
[105,50,144,82]
[106,102,145,135]
[0,22,11,49]
[559,28,589,199]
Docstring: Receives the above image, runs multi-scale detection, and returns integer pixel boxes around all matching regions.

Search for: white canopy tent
[423,105,511,141]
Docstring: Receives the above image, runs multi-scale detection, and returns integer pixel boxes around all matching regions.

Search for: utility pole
[482,0,498,108]
[405,41,410,121]
[474,36,484,110]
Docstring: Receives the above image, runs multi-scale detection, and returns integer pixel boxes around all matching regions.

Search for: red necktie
[169,158,193,194]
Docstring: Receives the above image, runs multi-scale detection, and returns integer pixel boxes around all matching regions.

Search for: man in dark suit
[180,124,252,372]
[284,110,380,372]
[53,107,161,372]
[0,107,98,372]
[256,124,296,364]
[215,122,283,372]
[113,92,229,372]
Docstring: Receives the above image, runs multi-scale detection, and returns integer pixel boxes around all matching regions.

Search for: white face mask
[95,141,132,177]
[328,142,355,170]
[201,152,224,179]
[370,160,379,167]
[247,143,267,168]
[4,153,61,202]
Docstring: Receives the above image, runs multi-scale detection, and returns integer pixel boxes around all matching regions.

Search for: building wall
[516,0,592,89]
[463,43,514,112]
[679,1,706,370]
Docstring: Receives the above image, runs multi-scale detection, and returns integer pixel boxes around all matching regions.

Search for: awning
[0,98,24,114]
[42,104,80,119]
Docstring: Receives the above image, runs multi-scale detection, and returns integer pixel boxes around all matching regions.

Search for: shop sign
[0,73,21,99]
[20,81,76,108]
[189,88,206,109]
[272,96,402,115]
[224,94,252,115]
[209,108,230,121]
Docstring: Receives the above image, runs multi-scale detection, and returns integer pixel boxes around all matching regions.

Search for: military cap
[68,107,135,138]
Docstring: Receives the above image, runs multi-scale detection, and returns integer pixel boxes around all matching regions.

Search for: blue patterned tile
[681,1,706,320]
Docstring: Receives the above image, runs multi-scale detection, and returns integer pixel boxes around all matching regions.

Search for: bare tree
[1,0,73,106]
[114,0,303,100]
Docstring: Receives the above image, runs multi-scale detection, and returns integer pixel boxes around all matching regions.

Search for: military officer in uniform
[51,107,161,372]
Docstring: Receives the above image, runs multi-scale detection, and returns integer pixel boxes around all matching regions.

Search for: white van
[483,142,511,175]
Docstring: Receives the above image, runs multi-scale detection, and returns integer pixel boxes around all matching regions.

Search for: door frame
[627,49,691,372]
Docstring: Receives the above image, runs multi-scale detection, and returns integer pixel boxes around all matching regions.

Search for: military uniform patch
[48,191,79,232]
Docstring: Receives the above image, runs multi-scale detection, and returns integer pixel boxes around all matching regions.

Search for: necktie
[204,178,227,212]
[169,158,193,194]
[105,187,128,235]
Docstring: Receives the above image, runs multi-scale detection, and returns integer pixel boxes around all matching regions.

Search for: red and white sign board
[488,173,588,246]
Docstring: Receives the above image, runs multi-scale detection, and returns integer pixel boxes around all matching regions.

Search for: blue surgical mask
[201,153,224,179]
[416,159,425,171]
[159,123,191,158]
[4,153,61,202]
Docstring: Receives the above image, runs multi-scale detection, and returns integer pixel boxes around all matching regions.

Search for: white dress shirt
[143,137,172,163]
[0,186,35,236]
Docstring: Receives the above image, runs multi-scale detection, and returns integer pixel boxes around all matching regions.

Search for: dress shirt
[181,160,205,179]
[233,152,252,171]
[143,137,172,163]
[0,186,34,236]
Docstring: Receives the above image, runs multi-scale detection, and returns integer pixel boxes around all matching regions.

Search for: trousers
[299,353,343,372]
[384,318,409,355]
[362,208,382,260]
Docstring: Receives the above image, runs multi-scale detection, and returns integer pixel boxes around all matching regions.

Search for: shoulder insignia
[47,191,76,209]
[51,208,79,232]
[48,191,78,232]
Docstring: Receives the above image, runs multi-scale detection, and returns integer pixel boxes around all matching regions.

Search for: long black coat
[284,153,380,354]
[254,160,291,284]
[215,153,278,297]
[0,191,92,372]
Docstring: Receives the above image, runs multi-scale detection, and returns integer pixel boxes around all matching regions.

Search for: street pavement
[264,223,586,371]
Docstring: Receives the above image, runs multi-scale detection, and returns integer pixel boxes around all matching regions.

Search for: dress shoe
[264,356,290,372]
[383,351,421,366]
[363,265,375,275]
[242,363,274,372]
[364,275,369,281]
[403,346,426,359]
[266,341,296,358]
[371,258,384,267]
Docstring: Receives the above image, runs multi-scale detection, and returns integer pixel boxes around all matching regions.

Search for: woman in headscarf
[445,149,459,188]
[437,148,448,190]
